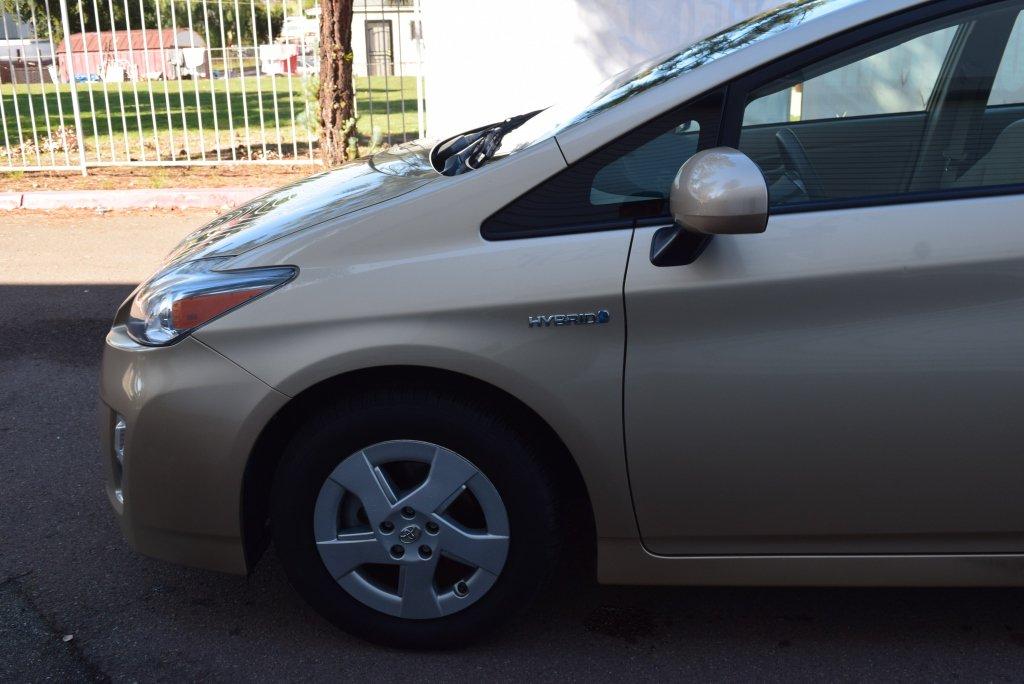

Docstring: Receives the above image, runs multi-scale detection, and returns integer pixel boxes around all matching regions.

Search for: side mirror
[650,147,769,267]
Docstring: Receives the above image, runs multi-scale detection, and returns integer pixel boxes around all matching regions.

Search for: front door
[365,20,394,77]
[624,0,1024,555]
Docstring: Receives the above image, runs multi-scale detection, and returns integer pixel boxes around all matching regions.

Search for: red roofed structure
[56,28,206,82]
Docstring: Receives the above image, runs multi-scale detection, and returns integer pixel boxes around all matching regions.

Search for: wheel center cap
[398,524,422,544]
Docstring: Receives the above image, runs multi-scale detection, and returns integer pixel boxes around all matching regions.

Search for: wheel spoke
[316,531,390,578]
[437,518,509,576]
[329,450,395,524]
[398,560,442,619]
[373,465,400,504]
[404,447,478,514]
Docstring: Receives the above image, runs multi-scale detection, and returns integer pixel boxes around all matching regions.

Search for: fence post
[57,0,88,175]
[414,0,425,140]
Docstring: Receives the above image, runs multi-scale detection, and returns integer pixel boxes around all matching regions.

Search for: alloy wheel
[313,440,510,619]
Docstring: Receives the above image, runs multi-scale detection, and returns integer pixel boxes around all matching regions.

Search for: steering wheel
[775,128,826,201]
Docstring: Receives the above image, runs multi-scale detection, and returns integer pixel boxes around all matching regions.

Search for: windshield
[494,0,858,157]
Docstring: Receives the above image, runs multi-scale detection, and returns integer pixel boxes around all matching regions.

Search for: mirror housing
[651,147,769,267]
[671,147,770,236]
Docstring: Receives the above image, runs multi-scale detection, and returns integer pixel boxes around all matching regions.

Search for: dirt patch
[0,165,320,192]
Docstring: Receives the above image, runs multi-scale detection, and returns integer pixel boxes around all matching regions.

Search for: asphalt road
[3,210,1024,681]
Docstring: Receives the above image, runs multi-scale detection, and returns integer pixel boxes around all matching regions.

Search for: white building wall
[420,0,785,138]
[0,39,53,61]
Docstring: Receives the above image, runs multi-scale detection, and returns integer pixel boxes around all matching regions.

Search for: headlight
[125,257,297,346]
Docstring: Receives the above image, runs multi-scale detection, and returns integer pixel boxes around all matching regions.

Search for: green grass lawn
[0,75,421,165]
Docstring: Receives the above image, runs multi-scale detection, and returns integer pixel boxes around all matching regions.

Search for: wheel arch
[241,365,596,571]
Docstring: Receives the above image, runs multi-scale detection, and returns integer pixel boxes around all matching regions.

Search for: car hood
[163,140,440,265]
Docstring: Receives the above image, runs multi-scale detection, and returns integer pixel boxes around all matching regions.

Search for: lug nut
[454,580,469,597]
[379,521,395,533]
[401,506,416,519]
[390,544,404,558]
[425,521,439,535]
[418,545,432,559]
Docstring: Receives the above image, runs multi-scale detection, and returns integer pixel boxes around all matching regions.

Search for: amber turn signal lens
[126,259,296,345]
[171,287,268,330]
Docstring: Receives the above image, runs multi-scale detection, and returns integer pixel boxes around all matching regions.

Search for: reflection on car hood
[164,140,440,264]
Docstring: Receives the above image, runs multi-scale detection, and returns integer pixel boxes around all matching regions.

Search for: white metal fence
[0,0,425,173]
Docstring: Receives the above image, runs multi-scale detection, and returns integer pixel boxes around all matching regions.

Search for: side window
[743,29,956,126]
[989,14,1024,105]
[737,1,1024,209]
[482,91,722,239]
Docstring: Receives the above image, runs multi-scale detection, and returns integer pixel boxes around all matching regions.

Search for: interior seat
[954,119,1024,187]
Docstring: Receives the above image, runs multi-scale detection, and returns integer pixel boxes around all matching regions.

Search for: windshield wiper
[435,111,539,176]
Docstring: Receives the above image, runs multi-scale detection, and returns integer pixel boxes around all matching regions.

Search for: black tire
[270,385,562,649]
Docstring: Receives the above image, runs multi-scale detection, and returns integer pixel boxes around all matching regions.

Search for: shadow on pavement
[0,284,131,365]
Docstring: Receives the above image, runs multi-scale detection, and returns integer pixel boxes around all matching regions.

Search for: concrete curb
[0,187,272,211]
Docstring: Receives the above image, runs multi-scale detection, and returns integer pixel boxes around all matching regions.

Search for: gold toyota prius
[101,0,1024,648]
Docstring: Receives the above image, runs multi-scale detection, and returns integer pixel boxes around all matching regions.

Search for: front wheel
[270,388,562,648]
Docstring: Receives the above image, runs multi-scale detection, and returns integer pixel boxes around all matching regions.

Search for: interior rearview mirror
[650,147,769,267]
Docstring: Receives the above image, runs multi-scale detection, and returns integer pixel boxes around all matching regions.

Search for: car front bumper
[99,325,288,574]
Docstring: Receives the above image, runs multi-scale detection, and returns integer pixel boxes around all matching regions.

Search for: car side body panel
[195,140,641,545]
[598,539,1024,586]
